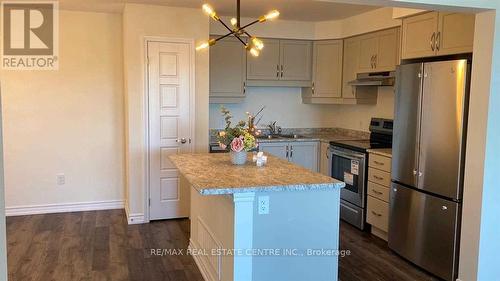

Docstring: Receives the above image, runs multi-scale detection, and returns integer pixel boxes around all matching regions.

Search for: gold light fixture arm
[198,0,279,56]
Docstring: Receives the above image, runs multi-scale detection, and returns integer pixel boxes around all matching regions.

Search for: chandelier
[196,0,280,57]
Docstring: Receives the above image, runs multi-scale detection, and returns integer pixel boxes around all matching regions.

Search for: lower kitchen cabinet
[289,142,319,172]
[257,142,288,161]
[319,141,330,176]
[366,196,389,235]
[259,141,319,172]
[366,151,392,241]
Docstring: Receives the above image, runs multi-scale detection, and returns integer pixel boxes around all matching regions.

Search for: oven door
[329,146,366,208]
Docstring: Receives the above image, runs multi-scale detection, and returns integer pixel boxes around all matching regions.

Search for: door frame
[143,37,196,223]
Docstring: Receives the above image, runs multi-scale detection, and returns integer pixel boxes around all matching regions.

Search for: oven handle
[329,148,366,160]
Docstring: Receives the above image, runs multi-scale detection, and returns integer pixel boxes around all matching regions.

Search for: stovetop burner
[330,118,393,152]
[329,139,390,152]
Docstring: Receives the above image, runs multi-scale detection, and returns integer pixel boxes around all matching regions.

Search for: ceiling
[57,0,380,22]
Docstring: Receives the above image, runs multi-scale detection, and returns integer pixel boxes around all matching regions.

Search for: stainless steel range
[328,118,393,230]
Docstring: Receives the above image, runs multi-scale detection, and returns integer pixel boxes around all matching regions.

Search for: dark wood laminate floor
[7,209,438,281]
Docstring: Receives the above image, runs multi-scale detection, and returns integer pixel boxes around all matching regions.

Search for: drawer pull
[373,175,384,180]
[372,189,383,195]
[371,211,382,217]
[373,161,384,166]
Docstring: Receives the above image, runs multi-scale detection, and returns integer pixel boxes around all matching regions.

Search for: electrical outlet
[258,196,270,215]
[56,173,65,185]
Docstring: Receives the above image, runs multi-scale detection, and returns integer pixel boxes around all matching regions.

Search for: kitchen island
[170,153,345,281]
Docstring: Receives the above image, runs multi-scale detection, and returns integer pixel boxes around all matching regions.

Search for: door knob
[177,138,187,144]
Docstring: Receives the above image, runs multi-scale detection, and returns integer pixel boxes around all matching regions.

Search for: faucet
[268,121,282,135]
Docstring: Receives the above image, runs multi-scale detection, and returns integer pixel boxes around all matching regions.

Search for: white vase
[230,151,247,165]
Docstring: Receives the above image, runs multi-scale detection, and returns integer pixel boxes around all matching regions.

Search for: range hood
[348,71,395,86]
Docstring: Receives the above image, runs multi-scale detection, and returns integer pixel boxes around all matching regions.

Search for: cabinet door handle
[436,32,441,51]
[374,54,377,68]
[276,65,279,78]
[280,65,284,77]
[312,82,315,95]
[371,211,382,217]
[243,82,246,94]
[431,32,436,51]
[290,145,293,158]
[373,161,384,166]
[372,189,383,195]
[373,175,384,180]
[370,55,374,68]
[286,145,289,158]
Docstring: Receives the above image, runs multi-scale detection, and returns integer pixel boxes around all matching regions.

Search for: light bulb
[230,17,238,26]
[196,39,216,51]
[249,47,260,57]
[202,4,219,20]
[252,37,264,50]
[259,10,279,22]
[196,41,209,51]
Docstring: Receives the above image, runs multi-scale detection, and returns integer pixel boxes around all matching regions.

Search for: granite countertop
[169,153,345,195]
[367,148,392,158]
[256,132,367,144]
[211,128,370,145]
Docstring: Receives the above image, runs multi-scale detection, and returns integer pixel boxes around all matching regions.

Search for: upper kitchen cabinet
[247,39,312,87]
[401,12,438,59]
[338,29,400,105]
[209,37,247,103]
[358,28,400,73]
[402,12,475,59]
[246,38,281,81]
[342,36,361,100]
[302,40,343,103]
[437,12,475,56]
[280,40,313,81]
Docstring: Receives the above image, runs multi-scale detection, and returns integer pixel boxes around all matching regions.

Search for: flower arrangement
[217,106,258,153]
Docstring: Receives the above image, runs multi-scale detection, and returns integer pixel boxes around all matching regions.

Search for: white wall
[123,4,209,220]
[0,92,6,281]
[0,11,125,210]
[315,7,401,39]
[209,87,394,131]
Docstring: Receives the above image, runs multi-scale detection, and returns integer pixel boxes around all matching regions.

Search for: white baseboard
[126,212,145,224]
[124,202,145,224]
[5,200,124,216]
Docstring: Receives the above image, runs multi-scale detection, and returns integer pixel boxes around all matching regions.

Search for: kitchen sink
[256,135,280,139]
[278,134,304,139]
[256,134,304,139]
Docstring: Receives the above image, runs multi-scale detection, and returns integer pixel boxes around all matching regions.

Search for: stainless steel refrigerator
[389,59,469,281]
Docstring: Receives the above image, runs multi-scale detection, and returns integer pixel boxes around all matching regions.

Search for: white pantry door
[148,41,192,220]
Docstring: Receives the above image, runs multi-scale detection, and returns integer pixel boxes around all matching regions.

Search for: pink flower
[231,137,244,152]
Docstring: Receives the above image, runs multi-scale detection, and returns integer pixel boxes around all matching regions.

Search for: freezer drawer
[388,183,460,281]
